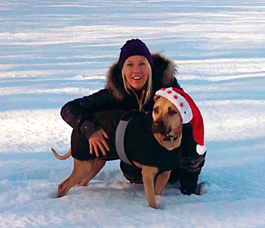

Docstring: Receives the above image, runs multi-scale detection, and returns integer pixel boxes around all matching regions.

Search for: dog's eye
[153,106,159,113]
[168,109,177,116]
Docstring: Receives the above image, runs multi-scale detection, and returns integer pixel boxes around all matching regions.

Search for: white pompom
[196,144,207,155]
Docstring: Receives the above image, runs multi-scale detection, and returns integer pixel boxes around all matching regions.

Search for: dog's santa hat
[155,87,207,155]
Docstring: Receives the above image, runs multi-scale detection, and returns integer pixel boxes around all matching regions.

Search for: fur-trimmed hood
[106,53,177,101]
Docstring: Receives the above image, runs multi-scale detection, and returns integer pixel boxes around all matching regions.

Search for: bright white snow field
[1,1,265,227]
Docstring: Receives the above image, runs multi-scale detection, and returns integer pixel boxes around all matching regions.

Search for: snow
[1,0,265,227]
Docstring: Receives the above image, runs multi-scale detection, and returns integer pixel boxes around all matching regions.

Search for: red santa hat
[155,87,207,155]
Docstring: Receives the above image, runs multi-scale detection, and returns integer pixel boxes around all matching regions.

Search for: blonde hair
[121,58,152,112]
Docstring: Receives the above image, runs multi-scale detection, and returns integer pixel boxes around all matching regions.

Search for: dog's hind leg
[58,158,105,197]
[77,159,106,187]
[154,171,171,196]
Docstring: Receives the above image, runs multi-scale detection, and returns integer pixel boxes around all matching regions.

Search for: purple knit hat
[118,39,153,70]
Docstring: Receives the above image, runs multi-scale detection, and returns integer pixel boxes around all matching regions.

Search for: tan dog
[53,96,182,209]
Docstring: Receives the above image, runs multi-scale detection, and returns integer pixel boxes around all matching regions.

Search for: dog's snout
[152,121,167,134]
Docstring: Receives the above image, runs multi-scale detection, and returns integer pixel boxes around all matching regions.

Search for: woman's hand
[88,128,110,157]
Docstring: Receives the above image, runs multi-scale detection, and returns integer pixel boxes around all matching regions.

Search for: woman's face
[123,55,149,91]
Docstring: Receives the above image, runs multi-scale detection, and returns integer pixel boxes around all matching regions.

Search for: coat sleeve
[178,153,206,194]
[60,89,115,138]
[172,77,183,90]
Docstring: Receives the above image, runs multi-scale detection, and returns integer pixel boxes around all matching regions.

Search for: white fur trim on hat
[155,88,193,124]
[196,144,207,155]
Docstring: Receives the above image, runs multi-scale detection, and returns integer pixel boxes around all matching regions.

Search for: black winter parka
[61,53,182,138]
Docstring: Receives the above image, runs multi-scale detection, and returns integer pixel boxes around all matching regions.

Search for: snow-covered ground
[1,1,265,227]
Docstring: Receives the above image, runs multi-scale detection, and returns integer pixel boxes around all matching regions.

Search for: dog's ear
[153,95,161,102]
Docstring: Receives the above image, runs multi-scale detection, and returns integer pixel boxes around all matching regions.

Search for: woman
[60,39,205,194]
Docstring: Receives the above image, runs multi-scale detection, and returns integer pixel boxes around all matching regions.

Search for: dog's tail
[51,148,71,160]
